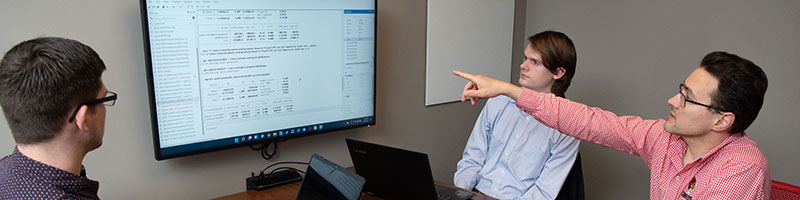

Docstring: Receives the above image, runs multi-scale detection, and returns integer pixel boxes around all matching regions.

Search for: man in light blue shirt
[454,31,580,200]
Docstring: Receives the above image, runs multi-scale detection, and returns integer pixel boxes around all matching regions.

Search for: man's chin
[663,123,678,135]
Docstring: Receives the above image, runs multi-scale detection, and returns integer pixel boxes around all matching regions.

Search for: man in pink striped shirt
[453,51,770,199]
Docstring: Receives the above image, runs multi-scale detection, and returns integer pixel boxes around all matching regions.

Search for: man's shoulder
[488,95,514,103]
[0,154,11,169]
[0,169,55,187]
[717,133,768,167]
[0,160,65,199]
[484,96,516,110]
[0,152,18,177]
[482,96,528,120]
[0,150,99,199]
[0,155,51,184]
[0,171,98,200]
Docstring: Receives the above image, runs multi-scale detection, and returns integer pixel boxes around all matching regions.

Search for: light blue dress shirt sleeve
[453,97,494,190]
[454,96,580,200]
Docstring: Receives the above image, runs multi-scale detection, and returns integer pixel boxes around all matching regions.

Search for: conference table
[213,167,496,200]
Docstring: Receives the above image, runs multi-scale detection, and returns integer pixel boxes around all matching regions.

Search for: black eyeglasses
[68,91,117,123]
[678,84,722,112]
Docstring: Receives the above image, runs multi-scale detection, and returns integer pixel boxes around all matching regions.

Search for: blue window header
[344,10,375,14]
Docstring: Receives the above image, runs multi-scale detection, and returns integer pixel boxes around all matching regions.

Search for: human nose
[667,93,681,109]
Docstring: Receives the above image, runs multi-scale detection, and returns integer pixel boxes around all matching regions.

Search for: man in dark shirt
[0,37,115,199]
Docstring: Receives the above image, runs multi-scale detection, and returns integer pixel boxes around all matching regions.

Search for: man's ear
[74,105,91,132]
[711,112,735,133]
[553,67,566,80]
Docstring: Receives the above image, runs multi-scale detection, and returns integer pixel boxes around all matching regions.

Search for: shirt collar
[697,132,744,161]
[674,132,745,165]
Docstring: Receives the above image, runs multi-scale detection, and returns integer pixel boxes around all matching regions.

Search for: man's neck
[681,131,731,166]
[17,139,87,176]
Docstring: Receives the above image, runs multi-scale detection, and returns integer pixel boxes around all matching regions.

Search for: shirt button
[526,116,531,120]
[676,176,680,181]
[501,170,505,173]
[505,152,509,156]
[515,134,520,138]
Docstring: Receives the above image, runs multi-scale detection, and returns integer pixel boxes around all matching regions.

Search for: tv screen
[140,0,376,160]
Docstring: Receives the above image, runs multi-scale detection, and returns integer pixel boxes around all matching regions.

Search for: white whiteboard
[425,0,515,106]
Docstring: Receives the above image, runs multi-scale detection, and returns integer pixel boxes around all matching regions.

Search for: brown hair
[527,31,577,98]
[700,51,768,133]
[0,37,106,144]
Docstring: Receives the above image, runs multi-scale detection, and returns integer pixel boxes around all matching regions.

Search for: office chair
[771,180,800,200]
[556,153,584,200]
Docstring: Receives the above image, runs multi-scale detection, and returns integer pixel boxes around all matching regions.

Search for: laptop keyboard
[435,185,475,200]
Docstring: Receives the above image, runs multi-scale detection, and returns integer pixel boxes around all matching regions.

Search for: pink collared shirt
[516,88,770,199]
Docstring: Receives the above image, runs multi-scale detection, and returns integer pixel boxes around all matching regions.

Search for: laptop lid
[345,138,439,200]
[297,153,365,200]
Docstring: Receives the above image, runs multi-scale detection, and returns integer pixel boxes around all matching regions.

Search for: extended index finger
[452,70,475,81]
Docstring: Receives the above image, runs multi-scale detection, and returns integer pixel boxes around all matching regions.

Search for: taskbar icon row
[233,124,324,143]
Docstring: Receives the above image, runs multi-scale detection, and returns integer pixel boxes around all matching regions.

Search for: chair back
[771,180,800,200]
[556,153,584,200]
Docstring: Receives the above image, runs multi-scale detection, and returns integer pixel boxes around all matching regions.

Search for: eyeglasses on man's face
[678,83,722,112]
[68,91,117,123]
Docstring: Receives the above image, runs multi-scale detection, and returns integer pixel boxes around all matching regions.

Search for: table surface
[212,167,496,200]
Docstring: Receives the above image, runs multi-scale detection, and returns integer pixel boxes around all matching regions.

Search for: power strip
[246,170,303,191]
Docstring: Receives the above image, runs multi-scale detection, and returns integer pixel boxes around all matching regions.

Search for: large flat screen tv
[140,0,376,160]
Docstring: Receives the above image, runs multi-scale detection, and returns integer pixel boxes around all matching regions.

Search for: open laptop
[345,138,476,200]
[297,153,366,200]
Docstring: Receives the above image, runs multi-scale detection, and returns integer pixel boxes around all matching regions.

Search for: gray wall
[0,0,526,199]
[525,0,800,199]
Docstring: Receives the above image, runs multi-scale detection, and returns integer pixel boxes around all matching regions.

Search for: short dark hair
[527,31,577,98]
[700,51,768,134]
[0,37,106,144]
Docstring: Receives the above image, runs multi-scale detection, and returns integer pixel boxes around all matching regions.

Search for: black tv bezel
[139,0,377,160]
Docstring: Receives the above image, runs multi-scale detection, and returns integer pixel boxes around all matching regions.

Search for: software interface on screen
[143,0,375,158]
